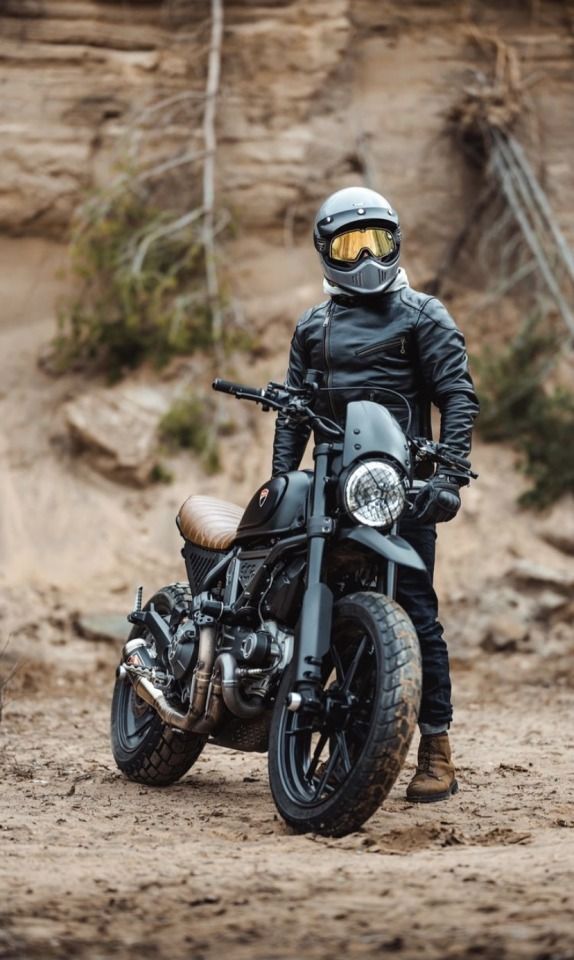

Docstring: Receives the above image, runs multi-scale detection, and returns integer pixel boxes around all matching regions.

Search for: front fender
[338,526,427,573]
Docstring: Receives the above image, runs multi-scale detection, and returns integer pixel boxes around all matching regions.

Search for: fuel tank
[235,470,311,541]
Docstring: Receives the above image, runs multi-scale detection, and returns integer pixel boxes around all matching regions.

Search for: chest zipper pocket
[355,336,407,359]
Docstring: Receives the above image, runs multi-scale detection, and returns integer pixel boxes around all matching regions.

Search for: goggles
[329,227,396,264]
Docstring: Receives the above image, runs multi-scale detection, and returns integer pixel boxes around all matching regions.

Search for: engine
[167,617,199,681]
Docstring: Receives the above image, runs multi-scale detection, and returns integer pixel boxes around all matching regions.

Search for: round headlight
[344,460,406,528]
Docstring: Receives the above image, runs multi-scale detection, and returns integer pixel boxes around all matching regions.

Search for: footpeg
[133,585,143,615]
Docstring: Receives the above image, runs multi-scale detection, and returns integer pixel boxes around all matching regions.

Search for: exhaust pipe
[183,652,265,730]
[128,672,196,731]
[123,640,264,734]
[121,630,264,732]
[218,652,265,719]
[121,625,217,733]
[190,666,225,734]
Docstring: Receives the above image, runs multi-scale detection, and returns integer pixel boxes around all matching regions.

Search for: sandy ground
[1,241,573,959]
[0,634,573,960]
[2,3,574,947]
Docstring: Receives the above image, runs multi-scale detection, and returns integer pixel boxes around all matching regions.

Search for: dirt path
[0,242,573,960]
[1,635,573,960]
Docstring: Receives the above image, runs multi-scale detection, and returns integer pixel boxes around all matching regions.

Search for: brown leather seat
[177,495,244,551]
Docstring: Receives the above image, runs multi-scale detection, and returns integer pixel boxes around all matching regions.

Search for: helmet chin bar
[323,256,400,295]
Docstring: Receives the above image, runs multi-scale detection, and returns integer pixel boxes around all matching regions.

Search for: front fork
[290,448,401,713]
[381,522,399,597]
[291,444,335,712]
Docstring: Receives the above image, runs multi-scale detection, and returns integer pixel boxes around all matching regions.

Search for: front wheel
[268,592,421,837]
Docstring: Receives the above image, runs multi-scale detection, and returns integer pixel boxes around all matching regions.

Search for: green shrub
[518,388,574,508]
[475,317,574,508]
[149,462,174,485]
[52,182,215,381]
[159,393,220,474]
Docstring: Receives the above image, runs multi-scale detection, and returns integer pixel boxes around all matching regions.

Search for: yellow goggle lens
[330,228,396,263]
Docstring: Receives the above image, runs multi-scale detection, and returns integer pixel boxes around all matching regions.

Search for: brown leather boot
[406,733,459,803]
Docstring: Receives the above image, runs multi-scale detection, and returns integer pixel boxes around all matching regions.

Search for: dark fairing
[342,401,412,474]
[235,471,311,541]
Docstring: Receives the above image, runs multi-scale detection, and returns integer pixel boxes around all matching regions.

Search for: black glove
[413,475,462,524]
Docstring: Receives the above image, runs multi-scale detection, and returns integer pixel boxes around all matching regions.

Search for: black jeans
[396,519,452,728]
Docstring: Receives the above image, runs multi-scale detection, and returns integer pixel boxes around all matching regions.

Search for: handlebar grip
[212,378,251,396]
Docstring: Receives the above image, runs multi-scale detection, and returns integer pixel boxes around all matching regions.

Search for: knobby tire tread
[269,591,421,837]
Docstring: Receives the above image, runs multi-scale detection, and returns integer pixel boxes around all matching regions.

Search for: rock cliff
[1,2,573,256]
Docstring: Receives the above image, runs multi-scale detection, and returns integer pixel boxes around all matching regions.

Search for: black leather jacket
[272,286,479,476]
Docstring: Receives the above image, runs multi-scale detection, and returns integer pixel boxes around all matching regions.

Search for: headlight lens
[344,460,406,528]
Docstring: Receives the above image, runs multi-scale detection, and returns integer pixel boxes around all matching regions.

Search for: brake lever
[411,438,478,480]
[435,447,478,480]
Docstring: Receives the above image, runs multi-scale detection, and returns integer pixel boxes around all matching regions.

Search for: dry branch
[448,30,524,160]
[504,135,574,287]
[130,0,226,345]
[491,147,574,335]
[137,149,206,184]
[132,206,205,275]
[447,30,574,340]
[202,0,224,341]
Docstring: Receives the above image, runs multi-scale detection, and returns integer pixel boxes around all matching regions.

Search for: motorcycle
[111,372,476,836]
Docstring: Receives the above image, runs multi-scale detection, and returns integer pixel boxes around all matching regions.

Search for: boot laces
[419,738,433,774]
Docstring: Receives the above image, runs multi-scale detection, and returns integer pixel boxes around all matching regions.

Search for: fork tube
[306,445,329,585]
[293,444,334,702]
[385,522,399,598]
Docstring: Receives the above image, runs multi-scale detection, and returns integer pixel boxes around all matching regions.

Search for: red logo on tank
[259,488,269,508]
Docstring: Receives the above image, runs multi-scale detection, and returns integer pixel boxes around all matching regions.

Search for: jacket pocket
[355,335,407,358]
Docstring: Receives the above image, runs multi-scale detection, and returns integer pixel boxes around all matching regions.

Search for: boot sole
[406,779,459,804]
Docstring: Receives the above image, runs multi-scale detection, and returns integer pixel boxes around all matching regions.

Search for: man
[271,186,479,803]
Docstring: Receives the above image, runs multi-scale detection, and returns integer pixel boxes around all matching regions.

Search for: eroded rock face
[0,0,350,236]
[461,561,574,658]
[480,614,530,654]
[535,498,574,557]
[2,0,574,271]
[64,384,168,486]
[507,560,574,596]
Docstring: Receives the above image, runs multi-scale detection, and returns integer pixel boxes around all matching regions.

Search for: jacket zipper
[323,301,337,421]
[355,335,406,358]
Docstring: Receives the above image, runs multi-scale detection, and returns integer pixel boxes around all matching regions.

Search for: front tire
[268,592,421,836]
[110,584,206,786]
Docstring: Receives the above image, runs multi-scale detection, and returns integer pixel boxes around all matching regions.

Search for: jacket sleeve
[271,318,312,476]
[415,298,480,461]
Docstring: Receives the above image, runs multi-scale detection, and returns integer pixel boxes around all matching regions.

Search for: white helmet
[313,186,401,295]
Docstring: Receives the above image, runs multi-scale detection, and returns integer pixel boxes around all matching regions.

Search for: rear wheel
[110,585,205,786]
[268,592,421,836]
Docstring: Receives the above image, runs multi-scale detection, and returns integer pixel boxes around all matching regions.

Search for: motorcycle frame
[199,377,474,716]
[130,375,472,718]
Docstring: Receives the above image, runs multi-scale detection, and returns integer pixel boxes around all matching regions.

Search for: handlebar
[212,377,344,440]
[212,379,477,480]
[212,378,265,401]
[212,378,245,396]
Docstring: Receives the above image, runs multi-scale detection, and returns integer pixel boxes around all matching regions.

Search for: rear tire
[268,592,421,836]
[110,584,206,786]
